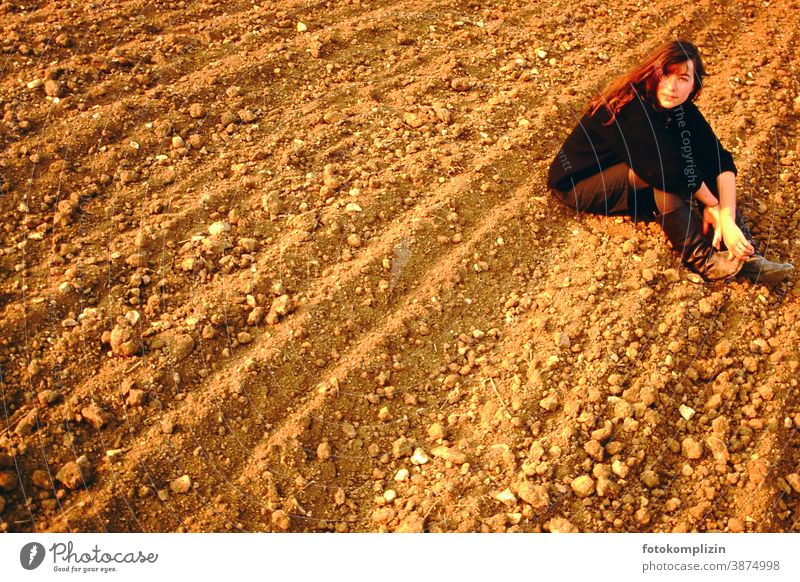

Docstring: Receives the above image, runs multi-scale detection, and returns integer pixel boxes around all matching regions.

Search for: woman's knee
[652,188,687,214]
[628,168,650,190]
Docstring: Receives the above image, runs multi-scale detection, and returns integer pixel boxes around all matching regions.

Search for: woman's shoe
[738,255,794,285]
[656,207,744,281]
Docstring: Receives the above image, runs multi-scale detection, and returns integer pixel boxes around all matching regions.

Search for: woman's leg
[554,163,632,216]
[646,184,743,280]
[700,180,793,283]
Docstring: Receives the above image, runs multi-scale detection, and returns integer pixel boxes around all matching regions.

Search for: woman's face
[656,60,695,108]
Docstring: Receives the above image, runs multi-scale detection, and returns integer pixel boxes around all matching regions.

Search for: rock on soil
[56,456,93,490]
[170,475,192,494]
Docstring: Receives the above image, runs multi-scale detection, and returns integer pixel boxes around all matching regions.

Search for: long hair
[587,39,706,123]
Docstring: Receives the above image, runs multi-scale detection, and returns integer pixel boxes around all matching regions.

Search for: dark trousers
[553,163,670,218]
[552,164,755,279]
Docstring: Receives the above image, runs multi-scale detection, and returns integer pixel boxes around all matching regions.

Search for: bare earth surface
[1,0,800,533]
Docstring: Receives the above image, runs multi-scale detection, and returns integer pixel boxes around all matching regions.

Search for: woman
[547,39,793,284]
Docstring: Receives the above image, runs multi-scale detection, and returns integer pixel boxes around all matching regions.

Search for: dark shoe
[657,206,743,281]
[738,255,794,285]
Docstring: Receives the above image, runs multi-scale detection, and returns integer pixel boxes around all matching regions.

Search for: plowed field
[1,0,799,532]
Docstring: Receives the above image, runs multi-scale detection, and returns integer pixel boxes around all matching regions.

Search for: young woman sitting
[547,39,793,285]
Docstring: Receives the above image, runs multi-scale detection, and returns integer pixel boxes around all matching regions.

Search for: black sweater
[547,97,737,198]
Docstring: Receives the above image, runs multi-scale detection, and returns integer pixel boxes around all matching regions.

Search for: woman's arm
[716,171,754,259]
[694,182,723,249]
[693,173,753,259]
[693,182,718,207]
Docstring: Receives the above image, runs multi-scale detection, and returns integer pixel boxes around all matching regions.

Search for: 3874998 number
[730,561,779,571]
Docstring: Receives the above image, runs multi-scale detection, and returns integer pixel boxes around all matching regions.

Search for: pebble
[372,507,395,524]
[126,389,145,406]
[431,446,467,464]
[392,437,413,458]
[341,423,357,439]
[56,456,93,490]
[728,517,744,533]
[237,331,253,344]
[410,448,430,465]
[208,221,231,236]
[395,512,425,533]
[345,202,363,213]
[570,475,595,498]
[317,441,332,461]
[270,294,294,315]
[238,109,256,123]
[262,193,285,216]
[248,306,265,325]
[681,437,703,459]
[403,112,424,128]
[663,269,680,282]
[81,403,109,429]
[427,423,445,440]
[124,310,140,327]
[271,510,291,531]
[171,334,195,361]
[518,481,549,508]
[705,436,729,463]
[44,79,63,97]
[239,238,258,252]
[584,439,603,461]
[15,409,37,436]
[333,488,346,505]
[394,468,409,481]
[496,488,517,505]
[268,295,294,323]
[554,332,570,349]
[698,298,715,316]
[591,421,612,442]
[641,470,660,488]
[715,339,732,358]
[611,460,629,478]
[613,399,633,420]
[450,77,471,91]
[545,516,578,533]
[170,475,192,494]
[0,454,13,469]
[110,323,140,357]
[346,233,362,248]
[296,22,308,32]
[785,473,800,494]
[38,390,60,406]
[189,103,205,119]
[0,471,18,492]
[679,404,696,420]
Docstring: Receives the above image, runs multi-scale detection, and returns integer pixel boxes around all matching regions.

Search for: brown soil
[1,0,799,533]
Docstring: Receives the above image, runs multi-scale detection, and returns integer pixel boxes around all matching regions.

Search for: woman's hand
[719,217,755,260]
[702,204,722,249]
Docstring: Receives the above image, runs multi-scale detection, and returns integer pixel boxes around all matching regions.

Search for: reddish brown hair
[588,39,706,122]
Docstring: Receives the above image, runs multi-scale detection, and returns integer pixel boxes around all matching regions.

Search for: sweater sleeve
[590,99,700,198]
[682,101,737,180]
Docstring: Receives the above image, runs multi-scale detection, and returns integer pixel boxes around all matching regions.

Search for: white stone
[208,221,231,236]
[410,447,429,465]
[679,404,696,421]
